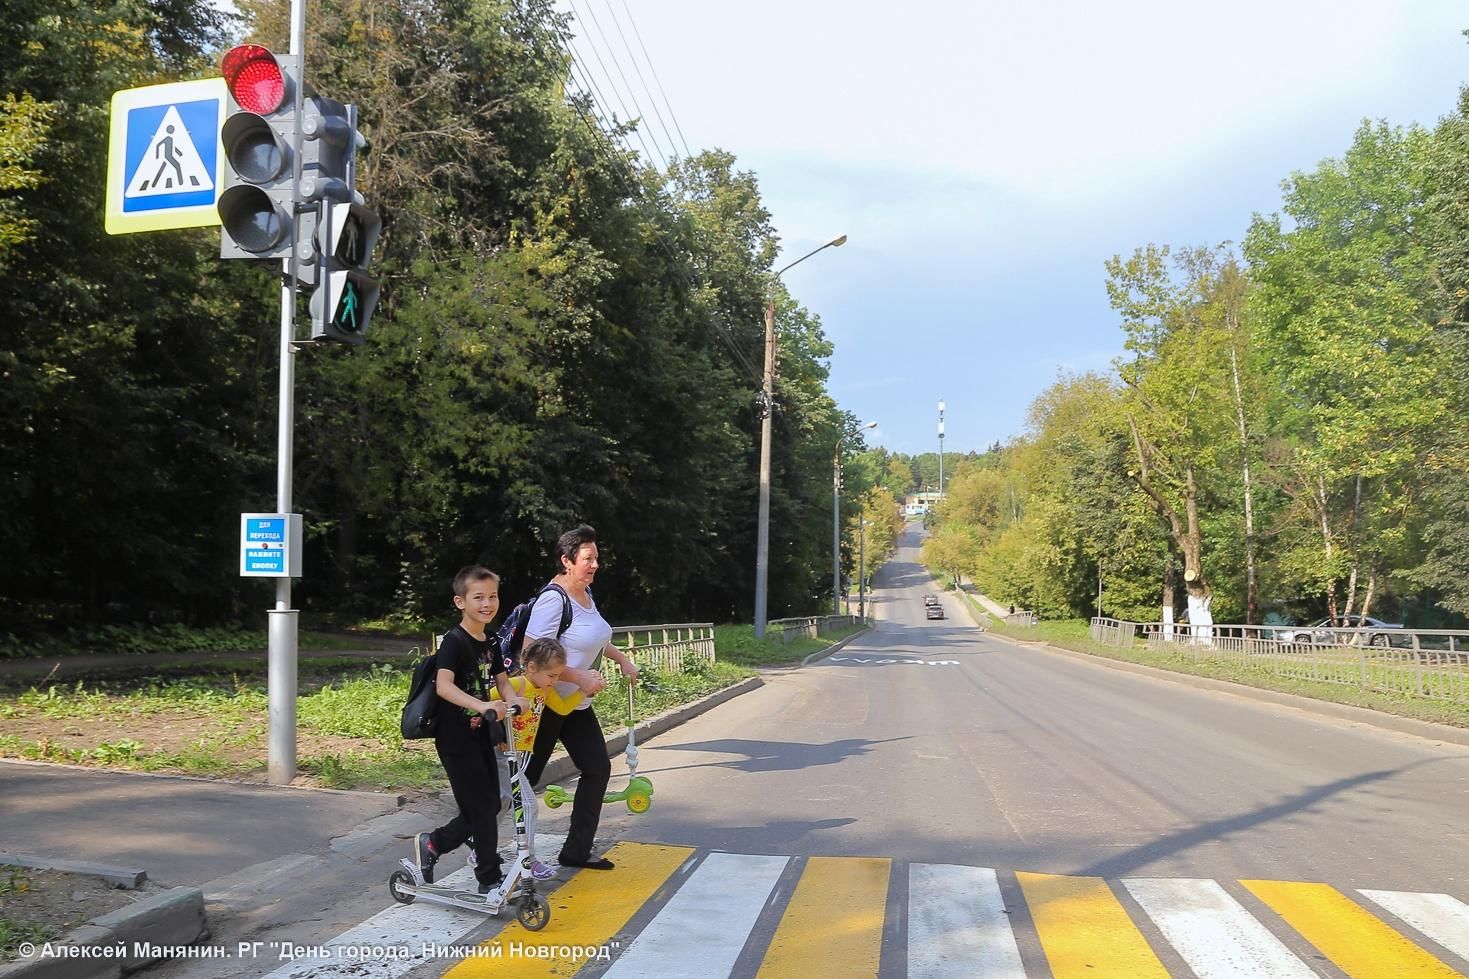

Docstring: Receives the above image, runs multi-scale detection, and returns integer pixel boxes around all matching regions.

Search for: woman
[523,524,638,869]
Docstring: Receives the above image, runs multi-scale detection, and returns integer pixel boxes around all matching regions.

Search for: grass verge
[951,593,1469,730]
[714,623,866,667]
[0,623,863,791]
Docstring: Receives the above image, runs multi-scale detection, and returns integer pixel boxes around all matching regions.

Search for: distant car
[1278,615,1404,647]
[926,604,945,620]
[923,594,939,606]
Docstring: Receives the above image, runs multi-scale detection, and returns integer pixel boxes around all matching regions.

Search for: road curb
[0,855,145,890]
[988,632,1469,749]
[0,886,206,979]
[0,758,407,806]
[539,675,765,785]
[799,627,872,667]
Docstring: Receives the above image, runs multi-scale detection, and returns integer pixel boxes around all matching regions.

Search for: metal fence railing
[610,622,715,674]
[768,614,867,645]
[1004,611,1039,626]
[1087,618,1469,704]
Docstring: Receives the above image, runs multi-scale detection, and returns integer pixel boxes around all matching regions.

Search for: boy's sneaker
[529,859,556,881]
[476,874,504,895]
[414,833,438,884]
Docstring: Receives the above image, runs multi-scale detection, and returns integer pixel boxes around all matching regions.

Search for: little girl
[481,637,583,880]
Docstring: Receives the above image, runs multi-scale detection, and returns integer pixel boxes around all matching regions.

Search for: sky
[562,0,1469,456]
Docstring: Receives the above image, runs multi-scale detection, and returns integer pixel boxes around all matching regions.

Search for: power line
[554,40,762,385]
[599,0,683,164]
[616,0,692,159]
[565,0,671,174]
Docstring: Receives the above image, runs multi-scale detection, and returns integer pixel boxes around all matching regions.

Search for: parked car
[926,603,945,620]
[923,594,939,606]
[1278,615,1404,647]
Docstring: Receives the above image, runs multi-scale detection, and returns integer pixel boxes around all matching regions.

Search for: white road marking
[907,863,1025,979]
[602,851,789,978]
[1360,888,1469,963]
[258,834,566,979]
[1123,878,1316,979]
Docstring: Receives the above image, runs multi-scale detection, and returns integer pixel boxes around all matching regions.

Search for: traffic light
[216,45,314,262]
[303,100,380,343]
[310,201,381,343]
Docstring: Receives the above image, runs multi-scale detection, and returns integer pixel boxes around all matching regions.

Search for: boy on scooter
[413,566,527,893]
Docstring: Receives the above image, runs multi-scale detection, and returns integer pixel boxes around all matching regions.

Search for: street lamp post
[834,420,877,616]
[858,518,870,619]
[755,233,848,639]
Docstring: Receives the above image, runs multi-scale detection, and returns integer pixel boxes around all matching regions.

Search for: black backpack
[400,649,440,740]
[494,583,576,674]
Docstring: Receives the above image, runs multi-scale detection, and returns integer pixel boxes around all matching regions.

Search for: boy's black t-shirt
[434,624,504,752]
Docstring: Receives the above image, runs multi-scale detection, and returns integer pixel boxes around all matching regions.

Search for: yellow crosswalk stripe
[443,841,694,979]
[1017,871,1170,979]
[1242,879,1466,979]
[756,856,890,978]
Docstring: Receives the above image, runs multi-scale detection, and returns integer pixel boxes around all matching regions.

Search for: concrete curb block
[0,886,206,979]
[799,627,872,667]
[992,632,1469,749]
[539,676,765,785]
[0,855,144,890]
[0,758,407,807]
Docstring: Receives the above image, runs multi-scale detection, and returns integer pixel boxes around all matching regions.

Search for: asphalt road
[599,525,1469,891]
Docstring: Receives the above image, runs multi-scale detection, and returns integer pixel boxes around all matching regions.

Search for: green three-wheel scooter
[545,683,654,814]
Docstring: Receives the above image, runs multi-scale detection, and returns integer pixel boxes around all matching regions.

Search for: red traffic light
[221,44,286,115]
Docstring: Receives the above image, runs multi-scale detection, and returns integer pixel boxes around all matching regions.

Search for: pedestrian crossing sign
[105,78,226,235]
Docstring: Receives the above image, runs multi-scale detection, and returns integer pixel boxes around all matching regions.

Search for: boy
[413,566,527,893]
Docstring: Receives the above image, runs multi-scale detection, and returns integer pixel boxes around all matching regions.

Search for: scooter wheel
[516,892,551,931]
[388,869,416,905]
[545,794,565,810]
[627,792,651,814]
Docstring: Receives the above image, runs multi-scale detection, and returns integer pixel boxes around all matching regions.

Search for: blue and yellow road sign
[105,78,226,235]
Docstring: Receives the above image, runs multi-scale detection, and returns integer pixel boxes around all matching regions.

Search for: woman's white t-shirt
[525,585,611,711]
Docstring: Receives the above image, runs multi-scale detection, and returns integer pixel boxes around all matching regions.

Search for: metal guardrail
[1004,611,1038,626]
[1088,617,1469,704]
[610,622,715,674]
[768,614,867,645]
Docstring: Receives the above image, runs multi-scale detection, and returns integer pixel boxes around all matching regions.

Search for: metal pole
[832,443,842,617]
[267,0,306,785]
[859,520,866,619]
[754,295,775,638]
[937,399,945,498]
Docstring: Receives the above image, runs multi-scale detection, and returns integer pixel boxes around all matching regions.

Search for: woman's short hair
[555,524,598,570]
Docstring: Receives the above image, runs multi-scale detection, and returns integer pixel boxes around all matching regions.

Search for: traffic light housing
[310,200,381,344]
[305,100,380,343]
[217,45,314,262]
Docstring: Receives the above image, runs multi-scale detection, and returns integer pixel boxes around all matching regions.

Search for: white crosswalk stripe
[1359,889,1469,964]
[602,852,789,978]
[907,863,1025,979]
[1123,877,1317,979]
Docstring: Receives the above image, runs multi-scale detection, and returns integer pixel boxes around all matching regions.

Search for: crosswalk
[443,844,1469,978]
[268,841,1469,978]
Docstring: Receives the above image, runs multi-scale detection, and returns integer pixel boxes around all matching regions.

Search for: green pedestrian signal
[310,200,380,344]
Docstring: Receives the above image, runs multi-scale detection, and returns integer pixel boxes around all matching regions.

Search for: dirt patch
[0,866,157,961]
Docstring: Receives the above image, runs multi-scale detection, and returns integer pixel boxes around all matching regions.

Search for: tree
[1246,121,1450,626]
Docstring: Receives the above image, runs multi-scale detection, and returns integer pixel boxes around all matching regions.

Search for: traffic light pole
[267,0,307,786]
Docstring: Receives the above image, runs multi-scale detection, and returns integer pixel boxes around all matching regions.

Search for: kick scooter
[546,683,654,814]
[389,706,551,930]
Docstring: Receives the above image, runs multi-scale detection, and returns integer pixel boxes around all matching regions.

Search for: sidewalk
[961,585,1011,619]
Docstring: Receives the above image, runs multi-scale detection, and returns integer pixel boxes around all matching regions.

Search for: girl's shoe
[529,859,556,881]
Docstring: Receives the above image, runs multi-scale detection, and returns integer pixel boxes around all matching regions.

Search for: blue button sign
[240,513,301,578]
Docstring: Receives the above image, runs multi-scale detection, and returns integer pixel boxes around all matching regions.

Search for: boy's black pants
[525,706,610,863]
[432,740,502,886]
